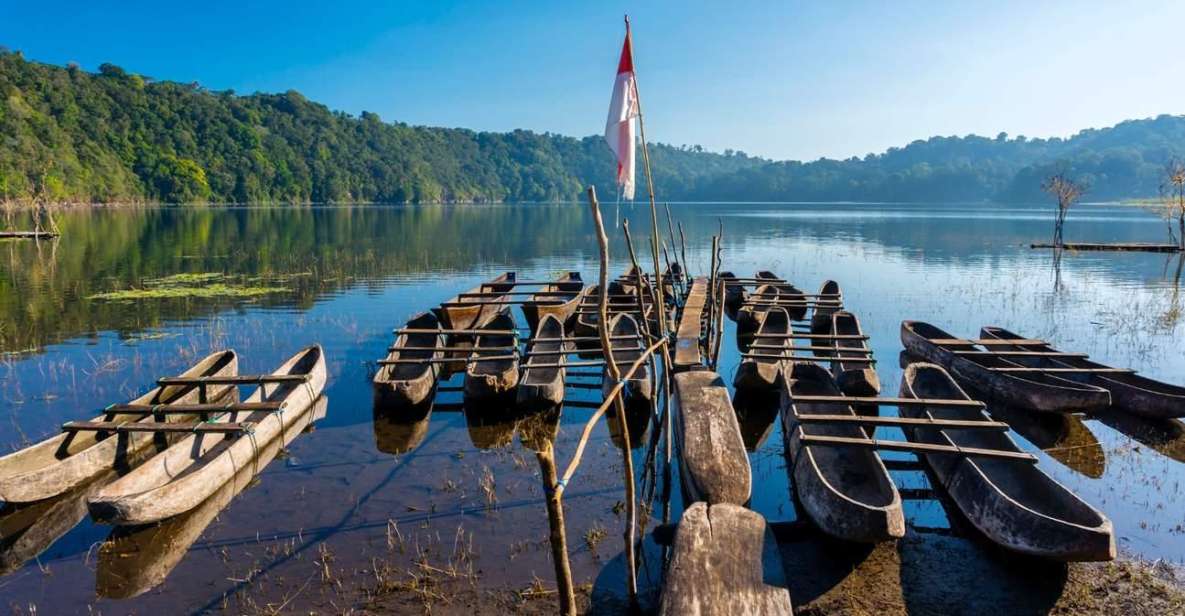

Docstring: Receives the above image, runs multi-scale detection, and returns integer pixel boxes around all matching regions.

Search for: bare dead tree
[1041,171,1086,249]
[1160,159,1185,250]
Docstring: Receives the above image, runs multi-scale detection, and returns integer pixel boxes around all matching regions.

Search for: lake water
[1,202,1183,613]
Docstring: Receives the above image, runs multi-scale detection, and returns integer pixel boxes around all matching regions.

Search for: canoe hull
[373,312,442,409]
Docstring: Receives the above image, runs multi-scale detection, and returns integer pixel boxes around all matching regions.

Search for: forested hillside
[1,50,1183,204]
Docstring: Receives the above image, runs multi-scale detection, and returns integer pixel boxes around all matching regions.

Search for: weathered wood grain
[674,370,751,506]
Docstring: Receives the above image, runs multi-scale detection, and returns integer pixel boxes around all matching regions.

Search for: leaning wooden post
[537,442,577,615]
[707,234,720,365]
[622,219,654,341]
[587,185,639,602]
[677,221,689,279]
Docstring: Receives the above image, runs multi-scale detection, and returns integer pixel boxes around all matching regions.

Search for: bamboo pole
[587,185,638,601]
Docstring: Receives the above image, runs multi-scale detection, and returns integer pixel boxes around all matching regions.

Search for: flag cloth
[604,29,639,200]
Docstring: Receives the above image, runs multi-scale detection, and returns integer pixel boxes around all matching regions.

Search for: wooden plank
[62,421,251,434]
[798,433,1038,462]
[157,375,310,386]
[105,402,284,414]
[749,333,868,340]
[791,395,985,408]
[674,277,708,370]
[951,350,1089,358]
[378,354,518,365]
[674,371,751,505]
[986,367,1135,374]
[741,352,876,363]
[659,502,793,615]
[927,338,1048,346]
[748,343,873,353]
[395,328,516,336]
[794,413,1009,430]
[530,335,640,343]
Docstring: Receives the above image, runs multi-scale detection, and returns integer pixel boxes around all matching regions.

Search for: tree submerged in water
[1042,171,1087,249]
[1159,160,1185,250]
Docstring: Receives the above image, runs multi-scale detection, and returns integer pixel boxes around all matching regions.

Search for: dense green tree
[1,51,1183,204]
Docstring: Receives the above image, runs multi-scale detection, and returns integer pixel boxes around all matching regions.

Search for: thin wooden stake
[537,442,576,615]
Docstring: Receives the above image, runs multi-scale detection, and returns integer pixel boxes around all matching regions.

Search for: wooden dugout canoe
[810,280,843,333]
[734,307,790,392]
[674,370,751,506]
[88,346,327,525]
[438,271,516,330]
[718,271,745,320]
[96,395,327,598]
[758,270,808,321]
[517,314,566,408]
[463,310,520,402]
[736,283,779,346]
[601,313,653,408]
[373,312,442,408]
[0,351,239,504]
[574,282,659,346]
[980,326,1185,419]
[899,363,1115,561]
[831,310,881,399]
[779,361,904,542]
[521,271,584,333]
[900,321,1110,413]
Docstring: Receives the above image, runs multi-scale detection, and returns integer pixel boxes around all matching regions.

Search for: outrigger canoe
[373,312,443,408]
[900,321,1110,413]
[810,280,843,333]
[88,346,327,525]
[463,310,520,402]
[779,361,904,542]
[518,314,566,408]
[899,362,1115,561]
[521,272,584,332]
[0,351,239,504]
[438,272,517,330]
[758,271,807,321]
[602,313,653,408]
[718,271,744,319]
[980,326,1185,419]
[736,283,779,345]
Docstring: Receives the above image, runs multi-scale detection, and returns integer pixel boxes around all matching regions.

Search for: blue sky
[2,1,1182,160]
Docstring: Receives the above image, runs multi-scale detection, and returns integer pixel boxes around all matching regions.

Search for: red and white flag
[604,27,639,200]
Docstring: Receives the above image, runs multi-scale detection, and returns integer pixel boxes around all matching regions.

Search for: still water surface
[1,202,1183,612]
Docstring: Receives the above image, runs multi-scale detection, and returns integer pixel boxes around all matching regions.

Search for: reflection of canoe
[0,350,239,504]
[987,404,1105,479]
[980,326,1185,419]
[516,405,562,453]
[463,311,519,402]
[780,362,904,542]
[374,312,442,408]
[438,272,516,330]
[607,405,651,451]
[0,466,126,575]
[373,399,433,455]
[97,396,327,599]
[521,272,584,333]
[732,390,779,452]
[809,280,843,333]
[601,313,653,408]
[464,407,519,450]
[901,321,1110,413]
[518,314,566,408]
[1092,409,1185,464]
[89,346,328,525]
[734,307,789,392]
[900,363,1114,561]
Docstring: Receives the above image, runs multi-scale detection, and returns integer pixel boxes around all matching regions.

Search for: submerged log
[673,370,751,506]
[659,502,793,615]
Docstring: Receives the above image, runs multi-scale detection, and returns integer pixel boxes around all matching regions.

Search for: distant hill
[1,50,1182,204]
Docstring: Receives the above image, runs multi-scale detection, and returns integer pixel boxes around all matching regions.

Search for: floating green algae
[87,272,289,301]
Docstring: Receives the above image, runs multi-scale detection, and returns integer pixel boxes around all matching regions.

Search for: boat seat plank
[986,367,1135,374]
[659,502,792,616]
[928,338,1048,346]
[798,432,1038,462]
[62,421,253,434]
[741,352,876,363]
[157,375,310,386]
[951,350,1089,358]
[395,328,517,336]
[793,413,1009,430]
[790,395,985,408]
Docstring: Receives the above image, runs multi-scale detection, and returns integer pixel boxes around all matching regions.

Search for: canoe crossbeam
[747,343,873,353]
[986,367,1135,374]
[388,345,515,352]
[792,412,1009,431]
[378,353,519,365]
[790,395,986,408]
[929,338,1048,346]
[157,374,310,386]
[951,350,1090,358]
[741,352,876,363]
[743,333,869,340]
[525,346,642,357]
[103,401,286,415]
[796,433,1038,462]
[395,328,517,336]
[62,421,256,434]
